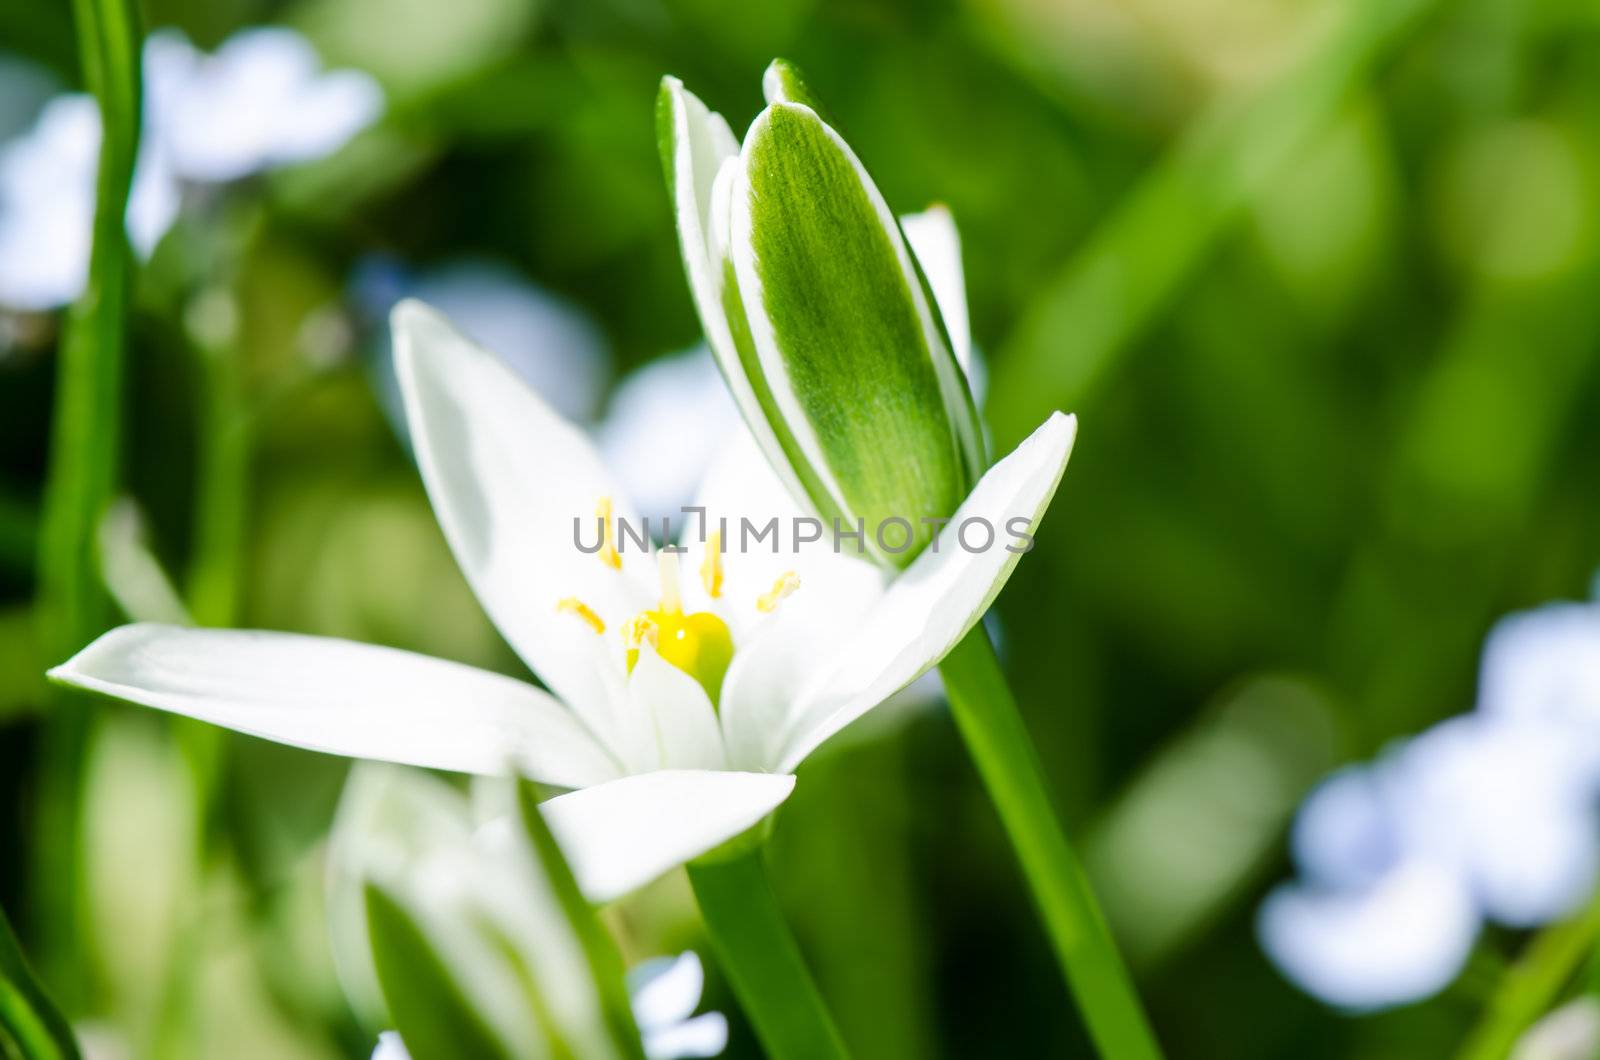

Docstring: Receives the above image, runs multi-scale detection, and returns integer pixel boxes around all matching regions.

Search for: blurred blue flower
[0,27,381,311]
[1260,598,1600,1010]
[354,255,613,434]
[596,346,739,529]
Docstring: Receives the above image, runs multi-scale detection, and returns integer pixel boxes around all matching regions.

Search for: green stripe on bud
[662,63,985,567]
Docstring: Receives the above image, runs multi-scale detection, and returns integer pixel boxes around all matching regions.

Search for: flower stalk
[686,841,849,1060]
[939,627,1164,1060]
[34,0,143,1002]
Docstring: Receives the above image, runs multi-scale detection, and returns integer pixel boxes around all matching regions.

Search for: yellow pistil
[700,531,724,599]
[556,597,605,635]
[623,552,734,705]
[596,496,621,570]
[756,571,801,613]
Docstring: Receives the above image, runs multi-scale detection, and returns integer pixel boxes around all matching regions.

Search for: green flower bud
[659,60,984,567]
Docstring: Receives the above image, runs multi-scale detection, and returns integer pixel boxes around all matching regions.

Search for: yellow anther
[756,571,801,613]
[556,597,605,635]
[701,531,724,599]
[596,496,621,570]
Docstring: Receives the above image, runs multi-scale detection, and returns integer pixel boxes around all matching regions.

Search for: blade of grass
[987,0,1444,447]
[940,626,1164,1059]
[33,0,143,1004]
[0,902,80,1060]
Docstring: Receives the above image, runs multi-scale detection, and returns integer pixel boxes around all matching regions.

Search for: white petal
[676,425,885,641]
[1257,860,1479,1011]
[1392,715,1600,926]
[407,259,612,425]
[329,764,477,1029]
[1290,764,1402,890]
[776,413,1077,771]
[371,1031,411,1060]
[49,624,621,788]
[629,952,704,1030]
[644,1013,728,1060]
[270,68,384,165]
[541,770,795,903]
[626,645,726,772]
[393,298,654,753]
[900,205,971,377]
[1478,602,1600,729]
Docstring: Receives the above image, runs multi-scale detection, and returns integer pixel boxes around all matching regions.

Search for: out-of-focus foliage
[3,0,1600,1056]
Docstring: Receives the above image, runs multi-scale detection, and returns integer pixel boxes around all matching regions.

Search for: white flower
[0,26,381,311]
[1478,601,1600,733]
[334,765,725,1059]
[52,298,1076,898]
[1261,711,1600,1009]
[0,94,177,310]
[628,953,728,1060]
[145,27,382,183]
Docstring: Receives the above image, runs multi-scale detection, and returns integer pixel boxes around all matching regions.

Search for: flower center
[625,552,733,705]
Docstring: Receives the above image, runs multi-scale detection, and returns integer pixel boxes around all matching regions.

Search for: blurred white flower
[1479,602,1600,732]
[0,26,382,311]
[0,94,177,310]
[1262,597,1600,1011]
[146,27,382,183]
[628,953,729,1060]
[1257,859,1478,1011]
[597,346,739,529]
[355,256,612,431]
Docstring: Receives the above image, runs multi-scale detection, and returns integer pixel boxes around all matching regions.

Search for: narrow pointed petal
[776,413,1077,771]
[626,646,727,772]
[393,299,653,751]
[540,770,795,903]
[50,624,621,788]
[900,205,972,376]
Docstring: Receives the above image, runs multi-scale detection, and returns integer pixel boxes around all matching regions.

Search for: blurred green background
[4,0,1600,1055]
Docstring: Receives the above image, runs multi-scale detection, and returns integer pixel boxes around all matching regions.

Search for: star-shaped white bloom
[52,298,1076,899]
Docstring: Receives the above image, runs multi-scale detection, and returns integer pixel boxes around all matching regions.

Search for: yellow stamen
[756,571,801,613]
[556,597,605,634]
[701,531,724,599]
[596,496,621,570]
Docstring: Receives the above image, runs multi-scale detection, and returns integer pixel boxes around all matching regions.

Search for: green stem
[939,627,1163,1060]
[1456,895,1600,1060]
[686,842,850,1060]
[34,0,143,1004]
[0,903,80,1060]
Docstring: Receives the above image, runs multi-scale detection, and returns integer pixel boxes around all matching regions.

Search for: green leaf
[0,904,80,1060]
[364,883,515,1060]
[514,779,646,1060]
[734,101,980,564]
